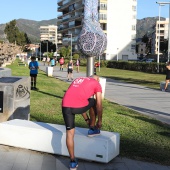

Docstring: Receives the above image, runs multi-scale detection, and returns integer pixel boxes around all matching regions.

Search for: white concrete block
[160,81,170,91]
[0,119,120,163]
[46,67,53,77]
[99,77,106,99]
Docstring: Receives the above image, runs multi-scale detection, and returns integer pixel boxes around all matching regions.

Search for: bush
[107,61,167,74]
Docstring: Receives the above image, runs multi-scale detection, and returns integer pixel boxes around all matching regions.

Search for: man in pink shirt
[62,75,103,169]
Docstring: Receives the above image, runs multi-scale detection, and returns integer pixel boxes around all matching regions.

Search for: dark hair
[31,56,36,60]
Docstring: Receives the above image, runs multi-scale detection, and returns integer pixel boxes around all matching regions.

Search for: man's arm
[95,92,103,128]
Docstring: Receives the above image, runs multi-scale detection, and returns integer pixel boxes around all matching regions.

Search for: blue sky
[0,0,170,24]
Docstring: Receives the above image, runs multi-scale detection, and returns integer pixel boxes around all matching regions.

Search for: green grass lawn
[6,60,170,165]
[80,66,165,90]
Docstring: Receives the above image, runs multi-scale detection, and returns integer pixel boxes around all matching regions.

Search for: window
[132,25,136,30]
[131,44,136,49]
[132,6,136,11]
[132,15,136,19]
[99,13,107,20]
[100,3,107,10]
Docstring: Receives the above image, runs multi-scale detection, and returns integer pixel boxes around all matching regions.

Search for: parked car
[139,58,155,63]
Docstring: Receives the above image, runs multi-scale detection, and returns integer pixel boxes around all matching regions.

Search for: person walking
[162,61,170,91]
[66,60,74,81]
[47,56,50,66]
[59,57,64,71]
[62,75,103,169]
[42,57,46,66]
[29,56,39,90]
[51,57,55,67]
[75,58,80,73]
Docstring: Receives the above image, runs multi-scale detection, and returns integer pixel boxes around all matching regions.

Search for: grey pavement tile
[11,149,31,170]
[137,162,170,170]
[0,163,13,170]
[26,151,44,170]
[56,155,70,170]
[41,154,56,170]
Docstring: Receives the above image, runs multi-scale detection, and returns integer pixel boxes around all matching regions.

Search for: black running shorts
[62,98,95,130]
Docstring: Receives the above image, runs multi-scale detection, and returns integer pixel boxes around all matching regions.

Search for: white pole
[117,48,119,61]
[99,55,100,72]
[157,5,161,73]
[47,41,48,57]
[71,33,72,60]
[40,43,41,61]
[168,4,170,62]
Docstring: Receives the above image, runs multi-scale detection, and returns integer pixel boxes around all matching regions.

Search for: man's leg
[89,106,97,127]
[66,128,75,160]
[31,76,34,90]
[34,76,36,88]
[165,80,169,90]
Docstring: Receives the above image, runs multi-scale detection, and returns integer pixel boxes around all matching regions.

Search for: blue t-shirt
[29,61,39,74]
[51,59,55,66]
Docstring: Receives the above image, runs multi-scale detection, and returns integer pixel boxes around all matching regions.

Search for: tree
[4,19,30,46]
[59,46,71,58]
[142,34,151,54]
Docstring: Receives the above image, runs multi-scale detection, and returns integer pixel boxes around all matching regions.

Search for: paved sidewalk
[0,62,170,170]
[0,144,170,170]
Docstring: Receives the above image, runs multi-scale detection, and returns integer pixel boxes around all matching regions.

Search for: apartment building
[151,18,169,54]
[40,25,58,44]
[57,0,137,60]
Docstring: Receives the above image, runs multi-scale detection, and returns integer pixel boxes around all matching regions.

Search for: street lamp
[156,2,170,62]
[157,4,165,73]
[117,48,119,61]
[66,34,72,60]
[44,41,48,58]
[38,43,41,61]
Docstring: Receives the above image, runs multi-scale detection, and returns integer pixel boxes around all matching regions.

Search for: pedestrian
[47,56,50,66]
[29,56,39,90]
[62,75,103,169]
[75,58,80,73]
[59,57,64,71]
[162,61,170,91]
[42,57,46,66]
[66,60,74,81]
[51,57,55,67]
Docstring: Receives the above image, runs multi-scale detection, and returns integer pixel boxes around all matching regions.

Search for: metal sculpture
[78,0,107,57]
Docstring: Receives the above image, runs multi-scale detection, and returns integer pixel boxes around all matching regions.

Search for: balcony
[58,0,81,11]
[62,15,83,24]
[58,24,82,33]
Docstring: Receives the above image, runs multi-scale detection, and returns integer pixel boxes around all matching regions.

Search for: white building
[57,0,137,60]
[152,18,169,54]
[40,25,58,44]
[106,0,137,60]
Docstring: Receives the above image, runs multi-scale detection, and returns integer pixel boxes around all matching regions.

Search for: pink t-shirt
[62,77,102,108]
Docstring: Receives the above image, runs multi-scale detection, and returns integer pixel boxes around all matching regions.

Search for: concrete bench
[0,119,120,163]
[160,81,170,92]
[18,62,26,66]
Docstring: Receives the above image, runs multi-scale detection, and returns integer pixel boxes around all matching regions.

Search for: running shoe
[69,159,78,170]
[88,127,100,137]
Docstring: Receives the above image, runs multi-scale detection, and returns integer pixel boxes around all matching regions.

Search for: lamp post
[44,41,48,58]
[117,48,119,61]
[38,43,41,61]
[156,2,170,62]
[157,4,165,73]
[66,34,72,60]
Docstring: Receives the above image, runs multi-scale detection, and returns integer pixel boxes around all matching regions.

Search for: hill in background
[0,18,57,42]
[0,17,164,42]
